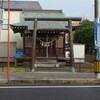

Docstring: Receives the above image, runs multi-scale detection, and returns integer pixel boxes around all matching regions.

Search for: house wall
[0,10,23,49]
[74,44,85,63]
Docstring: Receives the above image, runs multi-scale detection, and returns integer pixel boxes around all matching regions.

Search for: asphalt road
[0,86,100,100]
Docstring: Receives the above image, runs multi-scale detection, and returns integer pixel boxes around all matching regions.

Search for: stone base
[32,69,35,72]
[95,73,100,78]
[68,67,76,72]
[56,63,59,67]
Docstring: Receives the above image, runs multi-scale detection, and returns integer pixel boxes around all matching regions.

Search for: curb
[0,79,99,85]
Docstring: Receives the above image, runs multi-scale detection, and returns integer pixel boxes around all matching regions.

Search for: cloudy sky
[14,0,95,20]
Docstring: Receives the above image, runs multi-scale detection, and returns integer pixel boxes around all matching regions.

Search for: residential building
[0,0,42,49]
[0,0,3,32]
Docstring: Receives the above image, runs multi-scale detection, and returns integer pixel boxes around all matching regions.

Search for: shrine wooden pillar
[31,19,37,70]
[68,20,75,72]
[46,34,49,57]
[56,35,59,60]
[63,32,66,57]
[23,32,25,54]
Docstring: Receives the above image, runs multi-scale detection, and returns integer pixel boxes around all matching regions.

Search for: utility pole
[7,0,10,80]
[94,0,100,78]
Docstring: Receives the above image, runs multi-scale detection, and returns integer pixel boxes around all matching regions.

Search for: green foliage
[74,20,94,54]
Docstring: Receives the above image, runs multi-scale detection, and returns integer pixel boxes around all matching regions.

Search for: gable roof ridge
[23,10,63,13]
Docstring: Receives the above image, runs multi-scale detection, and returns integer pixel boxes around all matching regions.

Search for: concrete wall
[0,42,16,62]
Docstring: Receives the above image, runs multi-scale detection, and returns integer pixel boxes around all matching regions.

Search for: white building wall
[0,10,23,49]
[73,44,85,63]
[65,44,85,63]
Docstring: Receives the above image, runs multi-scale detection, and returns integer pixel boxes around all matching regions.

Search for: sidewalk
[0,72,100,85]
[0,72,95,80]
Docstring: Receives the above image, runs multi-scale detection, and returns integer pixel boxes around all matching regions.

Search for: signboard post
[94,0,100,78]
[94,18,99,49]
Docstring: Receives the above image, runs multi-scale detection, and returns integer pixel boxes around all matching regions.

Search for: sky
[14,0,95,20]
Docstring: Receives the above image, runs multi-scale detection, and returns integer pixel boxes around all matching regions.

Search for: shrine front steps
[35,60,66,68]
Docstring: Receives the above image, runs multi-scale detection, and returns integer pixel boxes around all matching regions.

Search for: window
[2,19,8,30]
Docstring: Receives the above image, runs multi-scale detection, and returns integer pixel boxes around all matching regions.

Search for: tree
[74,19,94,54]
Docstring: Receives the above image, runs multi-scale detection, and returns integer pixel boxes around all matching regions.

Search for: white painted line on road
[0,86,100,89]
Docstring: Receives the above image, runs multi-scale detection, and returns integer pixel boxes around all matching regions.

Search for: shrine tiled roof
[10,10,80,34]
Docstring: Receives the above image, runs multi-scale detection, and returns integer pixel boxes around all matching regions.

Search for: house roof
[3,0,42,10]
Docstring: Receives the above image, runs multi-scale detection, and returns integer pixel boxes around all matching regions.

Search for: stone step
[35,62,66,68]
[35,63,58,67]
